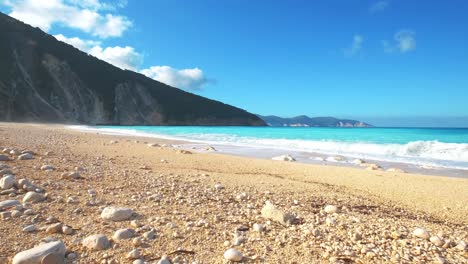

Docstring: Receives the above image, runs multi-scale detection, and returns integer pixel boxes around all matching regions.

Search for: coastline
[70,125,468,179]
[0,122,467,263]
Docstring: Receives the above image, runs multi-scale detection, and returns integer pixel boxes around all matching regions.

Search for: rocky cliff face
[258,115,372,127]
[0,12,265,126]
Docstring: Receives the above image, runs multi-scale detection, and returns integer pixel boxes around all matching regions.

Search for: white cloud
[344,34,364,57]
[89,46,142,71]
[395,30,416,53]
[4,0,131,38]
[54,34,142,71]
[54,35,208,90]
[54,34,100,51]
[369,1,389,13]
[383,30,416,53]
[141,66,209,91]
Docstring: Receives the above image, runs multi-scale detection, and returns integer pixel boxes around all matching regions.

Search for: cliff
[0,12,265,126]
[258,115,372,127]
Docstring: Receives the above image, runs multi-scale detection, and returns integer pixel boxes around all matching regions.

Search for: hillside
[0,12,265,126]
[258,115,372,127]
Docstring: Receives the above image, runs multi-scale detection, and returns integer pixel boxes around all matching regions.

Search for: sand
[0,122,467,263]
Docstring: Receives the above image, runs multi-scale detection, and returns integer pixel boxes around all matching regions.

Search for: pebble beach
[0,123,467,263]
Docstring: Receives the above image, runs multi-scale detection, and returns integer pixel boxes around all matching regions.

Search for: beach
[0,123,467,263]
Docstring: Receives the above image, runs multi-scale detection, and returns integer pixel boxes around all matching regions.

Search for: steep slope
[0,12,265,126]
[258,115,372,127]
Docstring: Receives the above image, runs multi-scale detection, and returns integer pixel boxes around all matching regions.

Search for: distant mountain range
[258,115,372,127]
[0,12,265,126]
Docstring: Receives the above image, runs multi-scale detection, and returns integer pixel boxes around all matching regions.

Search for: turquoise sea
[79,126,468,170]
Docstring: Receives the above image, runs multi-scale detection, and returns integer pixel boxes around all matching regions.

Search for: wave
[68,126,468,169]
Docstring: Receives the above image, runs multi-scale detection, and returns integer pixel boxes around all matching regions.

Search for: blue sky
[1,0,467,126]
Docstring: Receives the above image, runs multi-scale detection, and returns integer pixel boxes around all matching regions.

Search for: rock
[253,223,264,232]
[61,171,82,180]
[0,174,15,189]
[12,241,66,264]
[101,207,134,221]
[143,230,156,240]
[261,201,295,226]
[127,248,140,259]
[455,241,466,251]
[0,154,10,161]
[352,159,365,164]
[326,156,345,162]
[430,236,444,247]
[177,150,192,154]
[0,169,14,176]
[365,164,381,170]
[40,165,55,171]
[22,224,37,232]
[82,234,110,251]
[324,205,338,214]
[157,257,171,264]
[223,248,243,262]
[18,153,33,160]
[62,226,73,235]
[272,154,296,162]
[205,146,217,151]
[132,237,143,246]
[113,228,136,240]
[46,223,63,234]
[214,184,224,190]
[413,228,430,240]
[23,192,46,203]
[133,260,145,264]
[0,199,20,210]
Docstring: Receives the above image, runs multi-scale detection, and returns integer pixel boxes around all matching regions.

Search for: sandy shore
[0,123,467,263]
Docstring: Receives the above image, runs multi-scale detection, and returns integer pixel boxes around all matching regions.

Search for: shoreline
[69,125,468,179]
[1,122,467,263]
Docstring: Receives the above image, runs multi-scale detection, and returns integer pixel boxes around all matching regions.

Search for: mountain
[258,115,372,127]
[0,12,265,126]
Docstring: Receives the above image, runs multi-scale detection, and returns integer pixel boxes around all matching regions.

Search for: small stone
[66,253,77,260]
[40,165,55,171]
[0,174,15,189]
[223,248,243,262]
[324,205,338,214]
[101,207,134,221]
[143,230,156,240]
[133,260,145,264]
[430,236,444,247]
[455,241,466,251]
[18,153,33,160]
[0,199,20,210]
[271,154,296,162]
[113,228,136,240]
[214,184,224,190]
[22,224,38,233]
[127,249,141,259]
[0,154,10,161]
[261,201,295,226]
[82,234,110,251]
[253,223,264,232]
[413,228,430,240]
[46,223,63,234]
[12,241,66,264]
[23,192,46,203]
[11,210,22,217]
[157,257,171,264]
[62,225,74,235]
[132,237,143,246]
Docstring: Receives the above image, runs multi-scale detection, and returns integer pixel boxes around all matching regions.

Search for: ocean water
[82,126,468,170]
